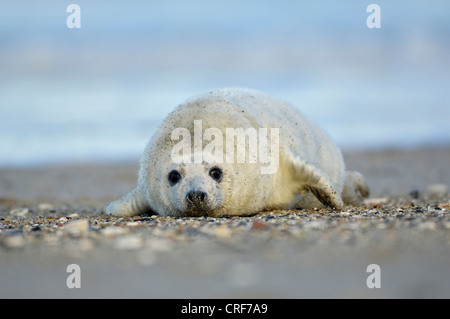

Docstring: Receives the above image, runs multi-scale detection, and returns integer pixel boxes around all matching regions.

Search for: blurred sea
[1,0,449,167]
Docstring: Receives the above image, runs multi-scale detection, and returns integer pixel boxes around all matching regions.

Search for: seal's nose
[186,190,208,204]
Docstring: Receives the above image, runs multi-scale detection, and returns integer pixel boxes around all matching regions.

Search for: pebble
[114,235,143,250]
[65,219,89,237]
[9,208,29,217]
[363,197,389,205]
[101,226,128,238]
[418,221,437,231]
[4,235,25,248]
[58,217,68,223]
[38,203,54,211]
[426,184,448,197]
[215,224,232,237]
[126,221,141,227]
[146,238,173,252]
[252,220,268,230]
[343,222,360,230]
[303,220,326,231]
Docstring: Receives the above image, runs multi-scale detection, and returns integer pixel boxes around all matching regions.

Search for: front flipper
[106,187,152,216]
[288,154,344,210]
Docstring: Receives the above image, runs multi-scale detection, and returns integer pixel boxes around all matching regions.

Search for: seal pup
[106,88,369,217]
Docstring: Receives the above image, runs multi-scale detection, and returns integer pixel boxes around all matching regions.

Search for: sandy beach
[1,146,450,298]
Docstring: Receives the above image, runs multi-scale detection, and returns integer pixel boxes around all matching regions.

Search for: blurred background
[1,0,449,167]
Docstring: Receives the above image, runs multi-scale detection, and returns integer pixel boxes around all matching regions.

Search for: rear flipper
[341,171,370,204]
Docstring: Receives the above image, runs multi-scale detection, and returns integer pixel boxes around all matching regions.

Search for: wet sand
[1,146,450,298]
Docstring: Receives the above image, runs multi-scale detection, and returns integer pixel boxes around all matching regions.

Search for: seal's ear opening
[287,153,344,210]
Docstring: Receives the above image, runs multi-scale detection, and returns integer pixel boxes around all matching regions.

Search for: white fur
[106,88,369,217]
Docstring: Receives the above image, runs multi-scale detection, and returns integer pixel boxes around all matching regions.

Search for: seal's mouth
[182,208,214,217]
[181,190,214,217]
[183,205,214,217]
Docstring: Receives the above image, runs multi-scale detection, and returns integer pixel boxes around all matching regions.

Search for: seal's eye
[168,170,182,186]
[209,167,223,182]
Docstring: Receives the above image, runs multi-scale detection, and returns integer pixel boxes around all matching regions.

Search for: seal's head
[141,136,269,217]
[166,161,227,217]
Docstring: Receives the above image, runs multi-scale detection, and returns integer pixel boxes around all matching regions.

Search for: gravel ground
[1,147,450,298]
